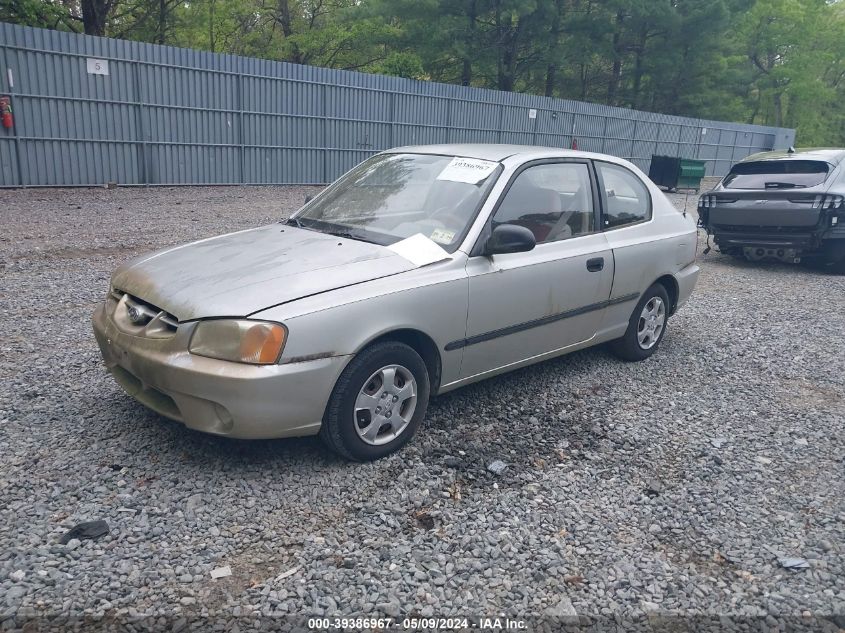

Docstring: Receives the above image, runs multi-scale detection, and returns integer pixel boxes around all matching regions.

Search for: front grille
[110,289,179,338]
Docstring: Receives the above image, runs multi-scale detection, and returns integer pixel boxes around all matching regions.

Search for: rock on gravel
[487,460,508,475]
[0,185,843,627]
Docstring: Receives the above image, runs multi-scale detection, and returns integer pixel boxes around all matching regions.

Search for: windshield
[723,160,830,189]
[291,153,501,252]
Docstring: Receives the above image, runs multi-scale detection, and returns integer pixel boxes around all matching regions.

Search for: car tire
[828,254,845,275]
[609,283,671,362]
[320,341,430,461]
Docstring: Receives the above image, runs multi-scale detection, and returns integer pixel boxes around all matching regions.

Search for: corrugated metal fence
[0,22,795,187]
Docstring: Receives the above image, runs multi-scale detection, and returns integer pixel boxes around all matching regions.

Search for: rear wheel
[822,241,845,274]
[320,341,430,461]
[609,284,670,362]
[829,256,845,274]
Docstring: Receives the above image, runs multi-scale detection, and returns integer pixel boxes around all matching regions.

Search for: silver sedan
[93,144,700,460]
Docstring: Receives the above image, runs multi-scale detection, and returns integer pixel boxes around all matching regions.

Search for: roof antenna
[787,146,796,153]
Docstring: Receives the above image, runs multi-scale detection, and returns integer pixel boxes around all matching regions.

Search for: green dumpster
[648,155,707,192]
[678,158,706,191]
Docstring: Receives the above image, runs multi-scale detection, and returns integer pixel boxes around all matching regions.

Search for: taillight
[812,194,844,209]
[698,194,736,208]
[698,194,716,208]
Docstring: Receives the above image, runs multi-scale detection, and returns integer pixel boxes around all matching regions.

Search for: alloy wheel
[353,364,417,446]
[637,297,666,350]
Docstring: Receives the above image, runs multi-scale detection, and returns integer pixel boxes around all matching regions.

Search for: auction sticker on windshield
[436,157,498,184]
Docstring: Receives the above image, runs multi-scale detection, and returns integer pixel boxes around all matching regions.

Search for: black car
[699,148,845,272]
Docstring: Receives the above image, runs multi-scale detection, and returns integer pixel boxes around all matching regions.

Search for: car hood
[110,224,417,321]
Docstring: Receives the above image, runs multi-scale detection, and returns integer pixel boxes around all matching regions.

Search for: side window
[597,162,651,229]
[492,163,594,244]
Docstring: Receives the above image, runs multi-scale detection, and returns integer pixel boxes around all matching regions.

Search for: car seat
[546,185,590,241]
[496,182,563,242]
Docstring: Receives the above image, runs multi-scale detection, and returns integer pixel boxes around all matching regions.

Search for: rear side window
[723,160,830,189]
[597,162,651,229]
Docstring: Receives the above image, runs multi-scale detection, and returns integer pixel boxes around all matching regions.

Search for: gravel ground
[1,185,843,630]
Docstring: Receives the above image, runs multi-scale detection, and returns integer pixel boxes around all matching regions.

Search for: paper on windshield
[429,228,455,244]
[436,157,498,184]
[388,233,452,267]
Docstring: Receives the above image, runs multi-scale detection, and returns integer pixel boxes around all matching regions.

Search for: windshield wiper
[323,228,366,241]
[287,218,371,243]
[765,181,805,189]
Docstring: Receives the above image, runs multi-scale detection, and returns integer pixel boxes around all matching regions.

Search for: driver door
[458,160,614,379]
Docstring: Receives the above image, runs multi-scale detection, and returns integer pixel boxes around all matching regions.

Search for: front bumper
[92,302,350,439]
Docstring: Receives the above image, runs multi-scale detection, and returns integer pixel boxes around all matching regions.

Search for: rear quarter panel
[600,186,698,338]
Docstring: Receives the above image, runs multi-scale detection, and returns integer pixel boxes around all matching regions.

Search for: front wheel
[609,284,670,362]
[320,341,430,461]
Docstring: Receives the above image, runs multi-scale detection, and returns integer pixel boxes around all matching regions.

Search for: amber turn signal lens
[189,320,287,365]
[239,322,285,364]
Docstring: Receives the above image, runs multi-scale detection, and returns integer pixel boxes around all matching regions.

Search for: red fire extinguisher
[571,137,578,151]
[0,96,12,129]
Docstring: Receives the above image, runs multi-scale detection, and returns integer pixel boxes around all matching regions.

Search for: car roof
[739,148,845,165]
[383,143,626,164]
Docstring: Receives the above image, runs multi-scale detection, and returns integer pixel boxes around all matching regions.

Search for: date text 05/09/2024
[307,617,529,630]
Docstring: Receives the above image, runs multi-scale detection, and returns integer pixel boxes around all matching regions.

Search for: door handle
[586,257,604,272]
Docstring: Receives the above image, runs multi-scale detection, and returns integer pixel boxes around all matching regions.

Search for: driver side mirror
[484,224,536,256]
[304,194,314,204]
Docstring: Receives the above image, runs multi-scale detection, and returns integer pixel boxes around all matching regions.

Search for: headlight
[189,320,287,365]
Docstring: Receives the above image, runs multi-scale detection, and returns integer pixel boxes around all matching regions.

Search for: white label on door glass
[86,58,109,75]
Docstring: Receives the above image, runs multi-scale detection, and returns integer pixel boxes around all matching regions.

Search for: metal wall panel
[0,138,19,185]
[536,111,572,136]
[16,96,138,140]
[0,22,795,186]
[501,106,536,133]
[578,137,606,153]
[680,126,699,144]
[393,94,448,126]
[147,143,238,184]
[451,101,500,131]
[535,133,570,148]
[393,123,448,148]
[20,139,139,185]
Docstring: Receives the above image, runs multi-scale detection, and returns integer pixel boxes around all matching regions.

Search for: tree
[81,0,113,35]
[0,0,71,30]
[736,0,845,141]
[7,0,845,144]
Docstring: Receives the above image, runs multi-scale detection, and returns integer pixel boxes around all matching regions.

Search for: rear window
[723,160,830,189]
